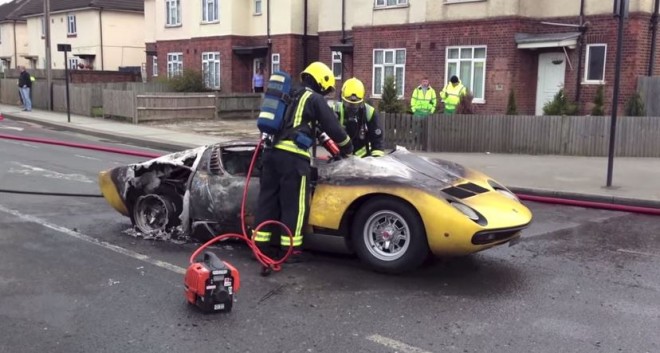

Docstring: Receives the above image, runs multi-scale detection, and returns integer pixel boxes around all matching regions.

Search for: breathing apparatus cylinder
[257,71,293,138]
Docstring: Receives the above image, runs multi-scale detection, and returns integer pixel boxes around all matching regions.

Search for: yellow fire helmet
[301,61,336,95]
[341,77,365,104]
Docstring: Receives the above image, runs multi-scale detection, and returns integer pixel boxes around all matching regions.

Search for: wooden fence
[637,76,660,117]
[103,89,137,122]
[382,113,660,157]
[136,93,217,123]
[216,93,262,119]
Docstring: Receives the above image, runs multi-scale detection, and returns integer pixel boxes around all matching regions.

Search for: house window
[152,56,158,77]
[271,53,280,73]
[372,48,406,97]
[41,17,45,37]
[254,0,262,15]
[67,14,76,35]
[332,51,342,79]
[166,0,181,26]
[445,46,486,101]
[375,0,408,7]
[202,0,218,22]
[167,52,183,77]
[67,57,79,70]
[202,52,220,89]
[585,44,607,83]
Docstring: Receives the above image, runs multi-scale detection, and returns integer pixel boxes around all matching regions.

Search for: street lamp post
[44,0,52,111]
[606,0,628,187]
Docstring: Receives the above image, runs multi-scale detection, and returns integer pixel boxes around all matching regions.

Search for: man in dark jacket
[18,66,32,111]
[253,61,353,263]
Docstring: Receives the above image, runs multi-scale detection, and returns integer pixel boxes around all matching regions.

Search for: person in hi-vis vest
[440,75,468,114]
[410,77,437,116]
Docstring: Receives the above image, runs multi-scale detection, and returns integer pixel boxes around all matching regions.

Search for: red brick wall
[145,42,156,81]
[318,31,355,99]
[70,70,140,83]
[319,13,660,115]
[153,34,317,93]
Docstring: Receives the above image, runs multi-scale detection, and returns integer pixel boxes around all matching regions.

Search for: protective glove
[370,150,385,157]
[339,142,353,157]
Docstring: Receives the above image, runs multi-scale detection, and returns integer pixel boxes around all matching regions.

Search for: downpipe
[0,133,658,216]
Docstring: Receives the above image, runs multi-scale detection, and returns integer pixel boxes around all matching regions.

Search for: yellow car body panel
[309,183,532,257]
[98,170,129,216]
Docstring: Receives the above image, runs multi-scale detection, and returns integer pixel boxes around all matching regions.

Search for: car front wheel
[351,197,429,274]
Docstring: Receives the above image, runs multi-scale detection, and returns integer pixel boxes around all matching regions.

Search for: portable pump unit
[184,251,240,313]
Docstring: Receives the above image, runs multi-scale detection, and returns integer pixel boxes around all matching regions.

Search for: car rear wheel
[131,185,182,236]
[351,197,429,274]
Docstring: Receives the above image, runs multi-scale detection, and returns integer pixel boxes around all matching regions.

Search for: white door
[536,52,566,115]
[253,58,263,75]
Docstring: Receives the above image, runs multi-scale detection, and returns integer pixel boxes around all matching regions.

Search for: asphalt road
[1,118,659,353]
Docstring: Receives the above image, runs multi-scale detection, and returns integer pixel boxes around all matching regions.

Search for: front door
[536,52,566,115]
[253,58,264,75]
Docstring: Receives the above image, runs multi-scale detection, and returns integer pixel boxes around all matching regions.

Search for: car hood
[319,146,469,187]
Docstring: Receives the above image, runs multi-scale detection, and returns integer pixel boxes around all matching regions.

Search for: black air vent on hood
[441,182,489,199]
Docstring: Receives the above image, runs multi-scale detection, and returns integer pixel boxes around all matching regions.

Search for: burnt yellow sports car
[99,141,532,273]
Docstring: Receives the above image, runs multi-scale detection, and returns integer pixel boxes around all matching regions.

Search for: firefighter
[254,62,353,263]
[334,77,385,157]
[440,75,468,114]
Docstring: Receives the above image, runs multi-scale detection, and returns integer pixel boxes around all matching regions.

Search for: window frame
[67,57,79,70]
[584,43,607,84]
[165,0,182,27]
[40,16,45,38]
[332,51,342,80]
[374,0,408,8]
[166,52,183,78]
[372,48,406,98]
[152,56,158,77]
[445,45,487,103]
[271,53,280,73]
[201,0,219,23]
[67,14,76,36]
[202,52,221,90]
[254,0,263,15]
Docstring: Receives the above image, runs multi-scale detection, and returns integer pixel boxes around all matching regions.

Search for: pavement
[1,103,659,210]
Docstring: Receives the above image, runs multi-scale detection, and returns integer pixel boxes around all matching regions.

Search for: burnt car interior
[220,146,262,177]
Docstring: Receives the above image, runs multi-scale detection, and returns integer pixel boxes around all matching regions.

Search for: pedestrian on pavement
[440,75,468,114]
[410,77,437,117]
[253,61,353,263]
[18,66,32,111]
[253,68,265,93]
[334,77,385,157]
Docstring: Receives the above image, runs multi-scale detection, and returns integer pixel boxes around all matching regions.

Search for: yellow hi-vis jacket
[440,82,468,113]
[410,85,437,114]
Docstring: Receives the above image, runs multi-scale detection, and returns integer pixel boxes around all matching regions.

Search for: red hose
[188,138,293,272]
[517,194,660,216]
[0,133,162,159]
[0,132,657,219]
[0,132,292,271]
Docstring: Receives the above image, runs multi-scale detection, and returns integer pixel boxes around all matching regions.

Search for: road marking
[0,139,38,148]
[74,154,101,161]
[366,334,434,353]
[616,248,660,258]
[0,204,186,275]
[8,162,93,183]
[0,126,24,131]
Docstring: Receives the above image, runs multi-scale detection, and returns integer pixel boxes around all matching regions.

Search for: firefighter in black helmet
[254,62,353,263]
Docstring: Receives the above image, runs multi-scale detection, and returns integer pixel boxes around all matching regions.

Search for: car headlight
[451,202,479,221]
[496,188,519,201]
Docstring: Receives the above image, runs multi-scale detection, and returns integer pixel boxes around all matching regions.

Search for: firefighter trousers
[253,148,311,248]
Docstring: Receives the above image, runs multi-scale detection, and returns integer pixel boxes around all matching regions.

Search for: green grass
[92,106,104,118]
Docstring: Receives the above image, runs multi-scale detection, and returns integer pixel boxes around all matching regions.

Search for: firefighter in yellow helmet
[253,62,353,263]
[333,77,385,158]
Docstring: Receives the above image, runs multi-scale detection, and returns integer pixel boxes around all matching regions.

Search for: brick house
[15,0,145,71]
[0,0,30,71]
[318,0,660,115]
[144,0,318,92]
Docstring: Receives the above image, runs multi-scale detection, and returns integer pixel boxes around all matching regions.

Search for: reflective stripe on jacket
[410,86,437,113]
[440,83,467,111]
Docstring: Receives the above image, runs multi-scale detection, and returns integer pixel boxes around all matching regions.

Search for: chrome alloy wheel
[363,210,411,261]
